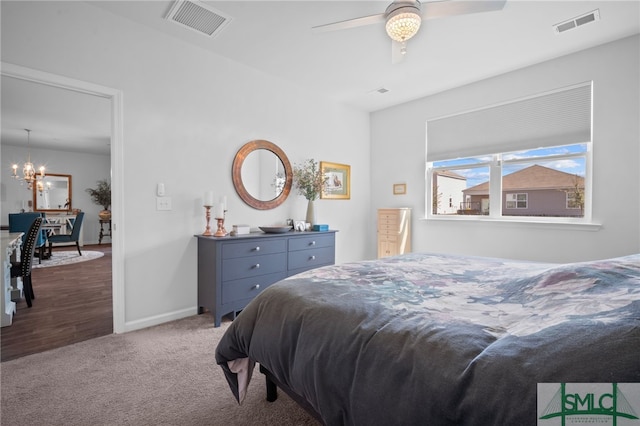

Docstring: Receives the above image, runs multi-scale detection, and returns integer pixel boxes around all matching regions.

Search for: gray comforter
[215,253,640,425]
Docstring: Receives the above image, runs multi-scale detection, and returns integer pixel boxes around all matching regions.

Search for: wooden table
[2,232,23,327]
[99,219,112,244]
[41,222,63,235]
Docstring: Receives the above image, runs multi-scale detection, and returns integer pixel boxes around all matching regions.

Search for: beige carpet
[0,314,318,426]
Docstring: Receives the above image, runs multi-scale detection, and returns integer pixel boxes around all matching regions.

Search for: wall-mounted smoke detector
[553,9,600,34]
[165,0,232,38]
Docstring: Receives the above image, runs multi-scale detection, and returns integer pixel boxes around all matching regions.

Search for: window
[426,82,592,222]
[506,193,527,209]
[432,158,491,215]
[430,143,588,218]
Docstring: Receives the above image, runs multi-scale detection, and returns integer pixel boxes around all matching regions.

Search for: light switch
[156,196,172,211]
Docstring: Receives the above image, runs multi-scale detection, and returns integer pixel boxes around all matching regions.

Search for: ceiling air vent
[553,9,600,34]
[165,0,231,38]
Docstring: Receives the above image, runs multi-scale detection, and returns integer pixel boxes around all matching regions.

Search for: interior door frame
[1,62,125,333]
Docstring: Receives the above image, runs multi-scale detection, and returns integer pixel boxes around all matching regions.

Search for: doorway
[1,62,124,337]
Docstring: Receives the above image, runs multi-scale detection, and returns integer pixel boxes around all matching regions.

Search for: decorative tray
[259,226,292,234]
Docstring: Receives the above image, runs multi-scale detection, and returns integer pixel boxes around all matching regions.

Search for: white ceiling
[1,75,112,155]
[2,0,639,155]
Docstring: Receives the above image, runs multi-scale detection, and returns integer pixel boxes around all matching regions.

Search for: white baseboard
[121,307,198,333]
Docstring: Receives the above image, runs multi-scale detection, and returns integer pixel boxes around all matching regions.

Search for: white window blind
[426,82,592,162]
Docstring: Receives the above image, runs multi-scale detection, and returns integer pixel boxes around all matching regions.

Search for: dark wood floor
[1,244,113,362]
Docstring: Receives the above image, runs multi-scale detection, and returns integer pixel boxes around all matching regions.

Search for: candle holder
[202,205,213,236]
[214,210,228,237]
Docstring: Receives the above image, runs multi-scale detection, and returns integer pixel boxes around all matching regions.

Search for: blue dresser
[196,230,337,326]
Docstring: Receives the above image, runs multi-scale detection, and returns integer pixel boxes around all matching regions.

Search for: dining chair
[47,212,85,257]
[10,217,43,308]
[8,212,47,263]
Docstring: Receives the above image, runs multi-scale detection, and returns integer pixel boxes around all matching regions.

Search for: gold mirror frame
[33,173,72,212]
[232,140,292,210]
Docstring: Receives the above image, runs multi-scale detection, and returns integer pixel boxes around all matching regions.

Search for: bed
[215,252,640,425]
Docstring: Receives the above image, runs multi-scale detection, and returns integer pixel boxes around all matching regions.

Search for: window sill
[421,216,602,231]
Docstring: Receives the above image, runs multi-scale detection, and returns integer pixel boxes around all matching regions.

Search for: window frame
[426,143,593,224]
[506,193,528,209]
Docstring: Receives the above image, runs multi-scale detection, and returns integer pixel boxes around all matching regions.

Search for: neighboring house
[433,170,467,215]
[462,165,585,217]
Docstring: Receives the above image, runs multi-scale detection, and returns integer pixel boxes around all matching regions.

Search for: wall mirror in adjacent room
[232,139,292,210]
[33,173,72,212]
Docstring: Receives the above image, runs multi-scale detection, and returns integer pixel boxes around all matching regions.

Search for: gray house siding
[503,189,583,217]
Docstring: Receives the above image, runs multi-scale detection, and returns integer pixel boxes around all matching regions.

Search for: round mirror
[232,140,292,210]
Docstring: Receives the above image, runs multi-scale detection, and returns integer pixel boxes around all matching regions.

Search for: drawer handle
[310,255,316,260]
[310,241,316,246]
[254,246,260,252]
[253,263,260,269]
[251,284,260,290]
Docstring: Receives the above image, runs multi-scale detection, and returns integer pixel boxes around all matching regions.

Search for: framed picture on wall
[393,183,407,195]
[320,161,350,200]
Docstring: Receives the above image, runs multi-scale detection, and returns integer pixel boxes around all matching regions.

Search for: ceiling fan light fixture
[385,7,421,42]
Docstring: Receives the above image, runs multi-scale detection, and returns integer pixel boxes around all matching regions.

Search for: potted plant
[86,179,112,220]
[292,159,327,226]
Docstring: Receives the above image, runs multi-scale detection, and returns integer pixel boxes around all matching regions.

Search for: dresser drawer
[222,252,287,281]
[378,223,400,233]
[222,271,287,304]
[288,234,334,251]
[222,239,286,259]
[378,221,397,230]
[378,212,398,220]
[378,215,397,223]
[288,246,334,272]
[378,234,397,243]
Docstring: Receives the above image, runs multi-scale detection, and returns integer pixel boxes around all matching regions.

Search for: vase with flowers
[86,179,112,220]
[292,159,327,226]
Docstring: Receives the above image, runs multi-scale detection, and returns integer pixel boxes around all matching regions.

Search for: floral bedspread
[215,253,640,425]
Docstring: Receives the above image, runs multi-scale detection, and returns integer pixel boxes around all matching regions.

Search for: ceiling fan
[312,0,507,63]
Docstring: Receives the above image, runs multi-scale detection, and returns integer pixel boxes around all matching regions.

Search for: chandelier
[12,129,45,190]
[385,2,422,55]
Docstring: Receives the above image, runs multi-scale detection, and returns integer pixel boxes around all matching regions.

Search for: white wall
[1,2,371,330]
[371,35,640,263]
[1,145,110,244]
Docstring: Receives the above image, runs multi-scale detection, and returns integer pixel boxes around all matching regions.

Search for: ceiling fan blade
[312,13,385,33]
[422,0,506,20]
[391,40,405,64]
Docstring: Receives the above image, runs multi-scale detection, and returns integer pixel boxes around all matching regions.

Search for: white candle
[215,204,224,218]
[204,191,214,207]
[220,196,227,212]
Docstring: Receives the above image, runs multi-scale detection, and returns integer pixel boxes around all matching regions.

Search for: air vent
[165,0,231,38]
[553,9,600,34]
